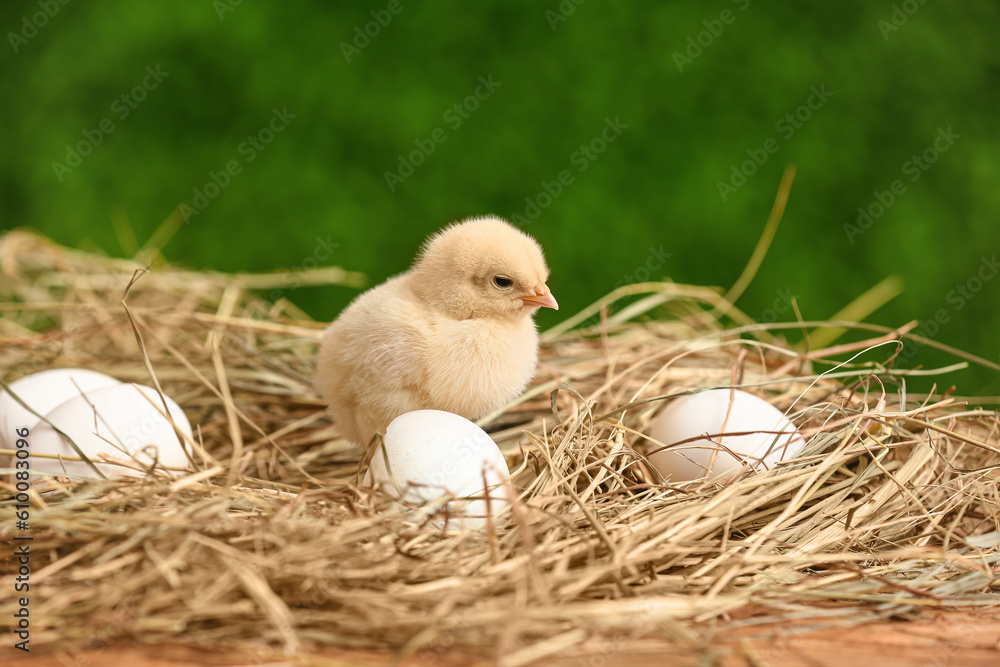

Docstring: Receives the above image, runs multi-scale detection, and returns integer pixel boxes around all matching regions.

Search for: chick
[315,216,558,448]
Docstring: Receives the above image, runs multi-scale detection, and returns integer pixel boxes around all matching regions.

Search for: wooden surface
[4,610,999,666]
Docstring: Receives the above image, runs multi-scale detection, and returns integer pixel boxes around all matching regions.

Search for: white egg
[365,410,511,529]
[647,388,805,483]
[25,383,193,480]
[0,368,122,447]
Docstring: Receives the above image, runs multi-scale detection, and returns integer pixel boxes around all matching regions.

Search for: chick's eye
[492,275,514,289]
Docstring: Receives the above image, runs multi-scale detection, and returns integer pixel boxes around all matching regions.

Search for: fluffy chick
[315,216,558,448]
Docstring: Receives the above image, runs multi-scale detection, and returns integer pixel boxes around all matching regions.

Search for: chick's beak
[521,289,559,310]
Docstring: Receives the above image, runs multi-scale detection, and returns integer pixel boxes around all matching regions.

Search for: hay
[1,228,998,663]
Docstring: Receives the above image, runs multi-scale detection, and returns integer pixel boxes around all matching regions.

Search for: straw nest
[1,228,998,664]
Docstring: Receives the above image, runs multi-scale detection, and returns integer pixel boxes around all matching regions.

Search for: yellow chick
[315,216,558,448]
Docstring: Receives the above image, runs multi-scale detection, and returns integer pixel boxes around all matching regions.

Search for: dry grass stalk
[0,229,997,662]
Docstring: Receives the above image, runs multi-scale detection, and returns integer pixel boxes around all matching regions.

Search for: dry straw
[0,225,998,665]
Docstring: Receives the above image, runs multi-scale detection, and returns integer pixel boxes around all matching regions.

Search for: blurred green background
[1,1,998,395]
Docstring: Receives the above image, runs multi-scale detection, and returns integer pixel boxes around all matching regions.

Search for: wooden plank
[3,610,998,667]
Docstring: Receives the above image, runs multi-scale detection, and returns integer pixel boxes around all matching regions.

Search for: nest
[1,229,998,665]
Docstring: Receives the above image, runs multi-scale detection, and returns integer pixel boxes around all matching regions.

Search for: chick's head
[410,216,558,321]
